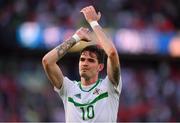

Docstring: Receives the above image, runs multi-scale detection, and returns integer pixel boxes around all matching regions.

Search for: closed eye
[80,58,85,62]
[88,58,95,63]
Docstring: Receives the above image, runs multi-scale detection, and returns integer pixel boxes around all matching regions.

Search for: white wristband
[90,21,99,29]
[72,34,80,42]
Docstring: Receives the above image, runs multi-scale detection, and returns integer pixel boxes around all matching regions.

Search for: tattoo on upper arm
[56,38,76,59]
[113,66,120,86]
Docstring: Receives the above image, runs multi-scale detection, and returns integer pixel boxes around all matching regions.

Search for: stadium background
[0,0,180,121]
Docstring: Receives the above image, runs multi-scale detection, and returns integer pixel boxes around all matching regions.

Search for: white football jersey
[54,76,122,122]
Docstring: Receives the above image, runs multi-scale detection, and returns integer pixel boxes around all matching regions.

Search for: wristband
[72,34,80,42]
[90,21,99,29]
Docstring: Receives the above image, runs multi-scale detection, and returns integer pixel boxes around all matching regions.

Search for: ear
[98,63,104,72]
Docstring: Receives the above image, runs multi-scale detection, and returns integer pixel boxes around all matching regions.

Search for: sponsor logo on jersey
[74,93,81,99]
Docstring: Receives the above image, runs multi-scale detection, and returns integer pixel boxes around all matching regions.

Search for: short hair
[80,45,105,64]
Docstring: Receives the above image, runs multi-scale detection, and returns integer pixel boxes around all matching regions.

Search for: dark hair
[80,45,105,63]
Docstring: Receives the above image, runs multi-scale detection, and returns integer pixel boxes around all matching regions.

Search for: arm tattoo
[113,67,120,86]
[56,38,76,59]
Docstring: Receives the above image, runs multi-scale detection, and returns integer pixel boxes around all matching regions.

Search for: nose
[82,59,88,66]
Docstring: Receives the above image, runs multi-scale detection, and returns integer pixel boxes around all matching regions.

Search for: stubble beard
[80,72,91,80]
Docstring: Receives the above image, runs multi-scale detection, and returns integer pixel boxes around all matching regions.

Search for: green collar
[79,79,101,92]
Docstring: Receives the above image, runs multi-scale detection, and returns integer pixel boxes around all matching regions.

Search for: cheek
[79,62,81,69]
[91,65,99,71]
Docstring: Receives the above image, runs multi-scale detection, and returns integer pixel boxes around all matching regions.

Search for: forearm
[42,37,77,89]
[43,38,76,64]
[93,25,120,83]
[81,5,121,86]
[42,27,90,89]
[92,25,117,56]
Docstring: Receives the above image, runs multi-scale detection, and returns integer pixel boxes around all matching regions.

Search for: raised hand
[75,27,91,42]
[80,5,101,23]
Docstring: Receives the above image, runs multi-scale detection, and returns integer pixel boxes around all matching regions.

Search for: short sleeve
[54,77,74,98]
[103,76,122,95]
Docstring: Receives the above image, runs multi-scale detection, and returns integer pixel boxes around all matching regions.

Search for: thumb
[97,12,101,20]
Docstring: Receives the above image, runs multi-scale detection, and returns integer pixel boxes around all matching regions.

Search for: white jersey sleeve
[104,75,122,95]
[54,76,76,100]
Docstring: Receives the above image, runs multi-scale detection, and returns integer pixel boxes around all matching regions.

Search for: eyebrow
[81,52,97,58]
[80,56,97,61]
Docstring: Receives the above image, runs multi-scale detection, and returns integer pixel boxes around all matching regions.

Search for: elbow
[108,48,117,58]
[42,56,50,68]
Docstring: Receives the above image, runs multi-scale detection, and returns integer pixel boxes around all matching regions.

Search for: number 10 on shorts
[80,105,95,120]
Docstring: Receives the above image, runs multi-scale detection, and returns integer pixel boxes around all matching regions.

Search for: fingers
[76,27,91,37]
[80,5,96,14]
[76,27,91,42]
[80,5,101,22]
[80,6,92,12]
[80,9,84,13]
[78,27,90,33]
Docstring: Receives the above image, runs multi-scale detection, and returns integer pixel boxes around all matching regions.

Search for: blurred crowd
[0,0,180,31]
[0,58,65,121]
[118,61,180,121]
[0,57,180,122]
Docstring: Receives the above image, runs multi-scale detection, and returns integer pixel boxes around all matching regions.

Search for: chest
[68,83,108,106]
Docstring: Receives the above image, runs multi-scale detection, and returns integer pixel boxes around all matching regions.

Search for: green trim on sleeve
[68,92,108,107]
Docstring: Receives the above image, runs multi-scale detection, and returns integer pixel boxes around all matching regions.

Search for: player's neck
[81,75,98,86]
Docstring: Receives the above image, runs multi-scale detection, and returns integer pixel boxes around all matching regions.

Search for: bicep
[43,63,64,89]
[107,51,120,87]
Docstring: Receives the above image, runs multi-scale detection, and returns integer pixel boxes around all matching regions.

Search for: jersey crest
[93,88,101,95]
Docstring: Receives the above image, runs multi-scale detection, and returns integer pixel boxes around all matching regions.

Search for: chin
[80,72,89,79]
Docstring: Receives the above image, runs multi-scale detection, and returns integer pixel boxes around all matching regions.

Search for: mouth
[81,68,89,72]
[81,67,89,70]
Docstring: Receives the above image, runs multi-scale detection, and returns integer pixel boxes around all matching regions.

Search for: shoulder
[101,76,122,95]
[54,76,79,93]
[101,76,111,84]
[63,77,80,88]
